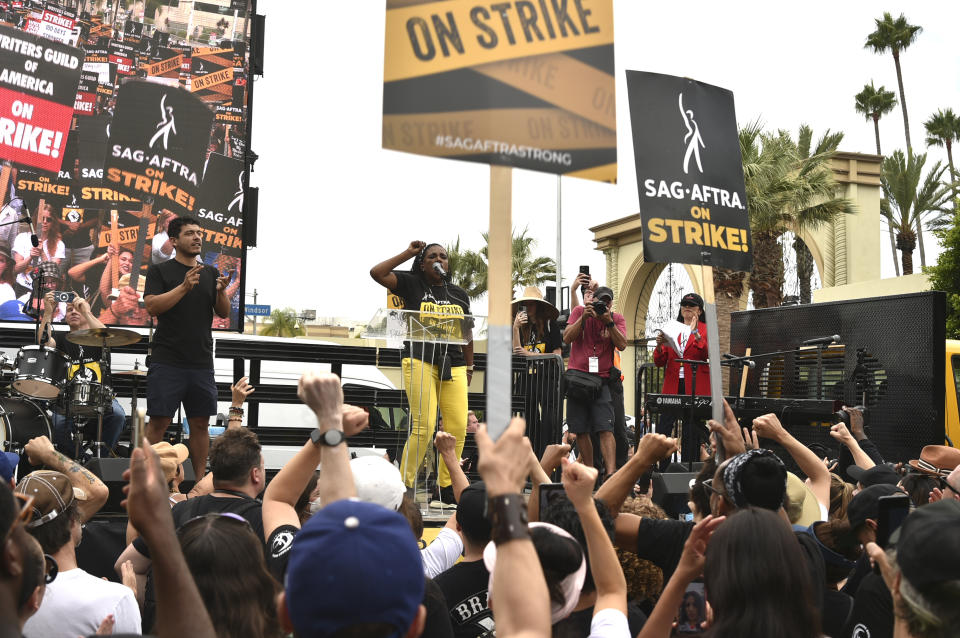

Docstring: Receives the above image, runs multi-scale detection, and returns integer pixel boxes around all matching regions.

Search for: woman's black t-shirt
[519,319,562,354]
[392,271,472,367]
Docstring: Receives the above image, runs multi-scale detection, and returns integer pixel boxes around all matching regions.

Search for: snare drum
[0,395,52,453]
[13,346,69,399]
[59,377,112,417]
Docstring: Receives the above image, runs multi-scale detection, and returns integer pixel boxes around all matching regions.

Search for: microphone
[802,335,840,347]
[24,213,38,248]
[722,353,756,369]
[432,262,446,279]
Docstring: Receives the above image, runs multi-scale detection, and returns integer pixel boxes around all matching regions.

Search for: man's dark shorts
[146,362,217,418]
[566,384,614,434]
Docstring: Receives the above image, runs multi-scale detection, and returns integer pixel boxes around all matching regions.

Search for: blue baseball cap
[0,452,18,482]
[285,500,424,637]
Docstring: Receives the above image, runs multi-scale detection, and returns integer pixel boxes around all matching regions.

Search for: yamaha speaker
[86,458,196,513]
[652,471,697,519]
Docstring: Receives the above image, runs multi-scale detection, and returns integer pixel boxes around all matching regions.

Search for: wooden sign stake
[486,165,512,439]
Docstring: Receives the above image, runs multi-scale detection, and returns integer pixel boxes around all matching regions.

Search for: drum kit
[0,327,143,459]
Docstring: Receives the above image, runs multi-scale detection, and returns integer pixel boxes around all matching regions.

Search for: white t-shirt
[588,608,630,638]
[0,283,15,304]
[13,232,64,289]
[23,567,141,637]
[421,526,464,579]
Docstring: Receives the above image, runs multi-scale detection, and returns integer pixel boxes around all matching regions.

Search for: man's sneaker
[429,485,456,509]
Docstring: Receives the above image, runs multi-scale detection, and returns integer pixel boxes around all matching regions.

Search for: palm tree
[854,81,898,155]
[881,150,953,274]
[865,13,922,152]
[925,108,960,182]
[746,124,855,309]
[461,227,556,299]
[866,13,925,266]
[259,307,306,337]
[445,236,486,300]
[854,81,899,275]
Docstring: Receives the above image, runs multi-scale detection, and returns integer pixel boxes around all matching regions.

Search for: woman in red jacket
[653,292,710,441]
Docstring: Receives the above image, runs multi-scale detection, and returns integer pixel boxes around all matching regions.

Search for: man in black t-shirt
[434,482,494,637]
[143,216,230,479]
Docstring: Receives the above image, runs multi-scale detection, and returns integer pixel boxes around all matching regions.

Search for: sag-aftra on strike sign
[383,0,617,183]
[0,24,84,173]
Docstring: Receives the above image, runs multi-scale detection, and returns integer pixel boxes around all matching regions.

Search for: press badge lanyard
[588,318,599,373]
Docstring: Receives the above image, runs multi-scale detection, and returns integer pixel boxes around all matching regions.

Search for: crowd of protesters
[0,364,952,638]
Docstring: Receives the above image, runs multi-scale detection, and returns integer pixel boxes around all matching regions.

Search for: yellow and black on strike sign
[626,71,752,272]
[383,0,616,183]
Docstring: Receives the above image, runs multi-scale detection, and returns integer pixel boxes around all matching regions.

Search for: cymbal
[114,369,147,377]
[66,328,141,347]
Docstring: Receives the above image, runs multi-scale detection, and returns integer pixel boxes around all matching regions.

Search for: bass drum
[0,395,52,453]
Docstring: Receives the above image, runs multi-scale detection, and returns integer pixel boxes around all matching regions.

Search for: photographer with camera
[562,285,625,478]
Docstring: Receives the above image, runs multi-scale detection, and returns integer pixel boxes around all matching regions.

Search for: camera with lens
[832,405,867,426]
[591,300,608,316]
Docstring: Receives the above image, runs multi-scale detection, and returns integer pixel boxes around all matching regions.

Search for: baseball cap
[0,452,19,482]
[892,498,960,590]
[847,463,900,487]
[351,456,405,512]
[285,499,424,638]
[846,483,903,529]
[456,482,490,544]
[15,470,86,528]
[594,286,613,302]
[680,293,704,308]
[152,442,189,483]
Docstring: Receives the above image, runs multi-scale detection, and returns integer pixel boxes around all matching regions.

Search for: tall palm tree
[924,108,960,182]
[881,150,953,274]
[259,307,306,337]
[865,13,924,265]
[854,81,899,275]
[746,124,855,309]
[854,81,898,155]
[865,13,922,152]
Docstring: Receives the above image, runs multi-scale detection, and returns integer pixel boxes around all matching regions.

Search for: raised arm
[753,413,830,512]
[434,431,469,501]
[562,458,627,617]
[24,435,108,523]
[123,441,217,638]
[830,422,876,471]
[595,433,677,516]
[370,240,423,291]
[37,292,56,347]
[477,418,551,638]
[74,297,105,330]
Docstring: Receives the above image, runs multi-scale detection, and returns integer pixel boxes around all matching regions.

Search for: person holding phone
[143,216,231,480]
[39,293,127,456]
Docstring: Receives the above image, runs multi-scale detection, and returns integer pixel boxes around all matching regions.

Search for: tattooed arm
[24,436,109,523]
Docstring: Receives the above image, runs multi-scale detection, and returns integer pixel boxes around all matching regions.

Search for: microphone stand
[675,358,710,465]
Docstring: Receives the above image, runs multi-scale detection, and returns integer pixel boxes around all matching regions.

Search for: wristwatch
[605,321,615,328]
[310,429,345,447]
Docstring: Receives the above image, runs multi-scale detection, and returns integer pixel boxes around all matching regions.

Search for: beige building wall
[590,152,885,416]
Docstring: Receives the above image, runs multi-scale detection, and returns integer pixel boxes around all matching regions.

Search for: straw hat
[510,286,559,321]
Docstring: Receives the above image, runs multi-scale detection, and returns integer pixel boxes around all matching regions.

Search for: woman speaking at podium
[653,292,710,439]
[371,240,473,507]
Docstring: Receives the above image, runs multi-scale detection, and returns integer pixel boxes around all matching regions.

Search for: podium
[364,308,486,511]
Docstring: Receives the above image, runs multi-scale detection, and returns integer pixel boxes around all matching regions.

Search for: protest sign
[104,81,213,214]
[195,152,244,257]
[626,71,752,272]
[190,46,233,102]
[382,0,616,182]
[0,22,83,172]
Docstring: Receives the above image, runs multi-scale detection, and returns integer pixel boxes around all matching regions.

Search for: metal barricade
[512,353,564,458]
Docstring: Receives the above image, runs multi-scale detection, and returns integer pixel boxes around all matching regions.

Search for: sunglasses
[701,478,723,497]
[941,477,960,497]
